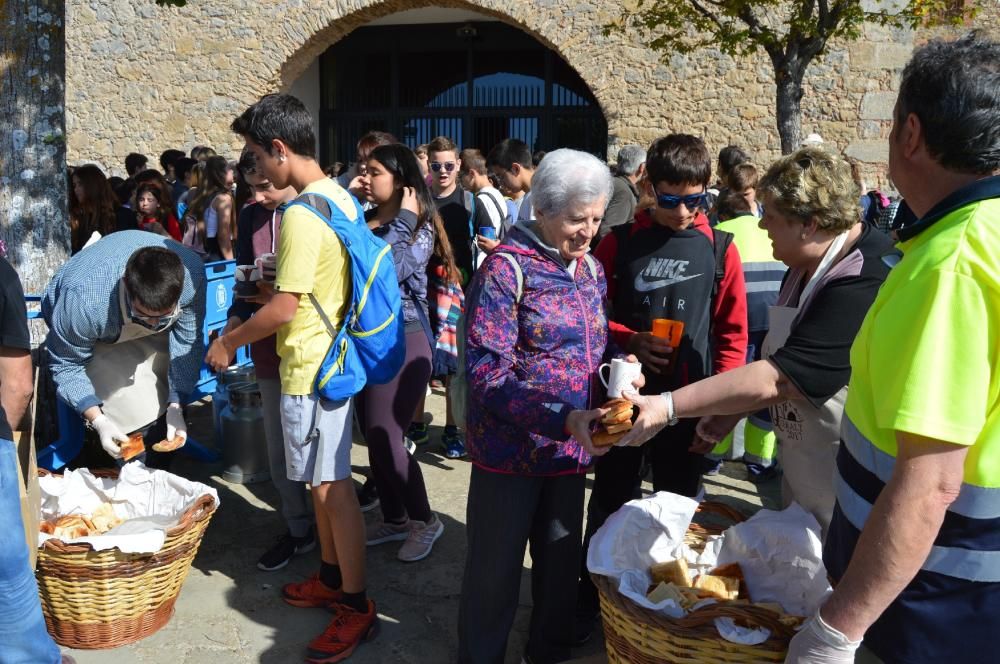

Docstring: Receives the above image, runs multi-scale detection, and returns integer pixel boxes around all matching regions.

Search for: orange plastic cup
[652,318,684,347]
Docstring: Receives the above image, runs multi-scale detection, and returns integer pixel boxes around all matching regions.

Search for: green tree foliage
[606,0,975,153]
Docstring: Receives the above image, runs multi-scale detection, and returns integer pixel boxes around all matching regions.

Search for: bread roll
[601,398,635,425]
[693,574,740,600]
[90,503,122,533]
[650,558,690,587]
[591,429,626,447]
[54,515,87,528]
[709,562,744,580]
[647,581,686,604]
[604,420,634,435]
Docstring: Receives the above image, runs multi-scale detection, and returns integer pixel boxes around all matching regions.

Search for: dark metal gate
[318,21,608,166]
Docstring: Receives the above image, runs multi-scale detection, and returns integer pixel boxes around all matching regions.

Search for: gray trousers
[258,378,313,538]
[458,466,585,664]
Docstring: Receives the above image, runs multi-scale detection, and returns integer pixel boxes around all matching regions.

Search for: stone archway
[275,0,615,128]
[287,9,610,161]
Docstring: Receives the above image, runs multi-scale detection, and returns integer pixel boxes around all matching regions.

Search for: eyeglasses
[430,162,457,173]
[656,192,707,210]
[126,297,180,332]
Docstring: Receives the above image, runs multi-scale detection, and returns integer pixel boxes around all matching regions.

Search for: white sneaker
[397,514,444,562]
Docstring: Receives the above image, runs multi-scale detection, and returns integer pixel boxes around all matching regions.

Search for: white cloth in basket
[38,463,220,554]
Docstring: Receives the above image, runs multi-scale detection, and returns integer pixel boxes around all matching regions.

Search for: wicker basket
[593,501,801,663]
[35,469,217,649]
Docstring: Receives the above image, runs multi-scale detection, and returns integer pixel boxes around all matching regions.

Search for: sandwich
[119,432,145,461]
[592,398,636,447]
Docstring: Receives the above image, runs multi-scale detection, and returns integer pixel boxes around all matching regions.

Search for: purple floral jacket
[464,222,619,476]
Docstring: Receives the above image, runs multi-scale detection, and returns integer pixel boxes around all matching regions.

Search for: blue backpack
[286,191,405,401]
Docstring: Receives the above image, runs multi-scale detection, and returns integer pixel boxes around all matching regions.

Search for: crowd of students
[56,103,902,664]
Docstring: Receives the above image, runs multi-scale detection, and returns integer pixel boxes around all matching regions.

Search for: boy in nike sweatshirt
[576,134,747,632]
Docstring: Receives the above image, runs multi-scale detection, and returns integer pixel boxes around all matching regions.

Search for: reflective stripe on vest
[837,416,1000,582]
[842,417,1000,519]
[744,261,786,294]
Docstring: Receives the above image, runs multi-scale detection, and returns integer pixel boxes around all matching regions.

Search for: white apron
[84,284,176,433]
[763,232,849,536]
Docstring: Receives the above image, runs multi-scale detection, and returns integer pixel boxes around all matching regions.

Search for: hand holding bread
[592,397,637,447]
[565,407,613,457]
[152,434,186,453]
[615,391,672,448]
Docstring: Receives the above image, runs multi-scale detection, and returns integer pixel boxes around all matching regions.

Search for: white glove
[91,413,128,459]
[165,403,188,443]
[785,612,861,664]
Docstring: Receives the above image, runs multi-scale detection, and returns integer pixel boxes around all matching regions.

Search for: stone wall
[66,0,999,189]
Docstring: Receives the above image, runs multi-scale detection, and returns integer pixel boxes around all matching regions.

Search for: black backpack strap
[610,222,633,284]
[711,228,734,302]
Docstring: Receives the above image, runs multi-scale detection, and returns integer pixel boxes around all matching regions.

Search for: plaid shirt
[41,230,206,414]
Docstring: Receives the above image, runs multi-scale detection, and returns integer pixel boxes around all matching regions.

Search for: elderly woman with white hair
[457,148,643,664]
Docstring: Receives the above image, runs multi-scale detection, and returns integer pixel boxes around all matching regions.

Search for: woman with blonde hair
[621,147,899,533]
[184,155,234,260]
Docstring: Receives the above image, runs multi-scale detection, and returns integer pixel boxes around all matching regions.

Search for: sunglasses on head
[430,162,457,173]
[656,191,707,210]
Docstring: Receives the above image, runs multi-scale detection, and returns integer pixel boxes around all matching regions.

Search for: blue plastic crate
[204,260,236,326]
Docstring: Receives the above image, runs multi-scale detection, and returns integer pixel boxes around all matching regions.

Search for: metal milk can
[213,365,256,444]
[221,382,270,484]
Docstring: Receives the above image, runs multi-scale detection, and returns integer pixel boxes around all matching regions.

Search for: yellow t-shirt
[274,178,355,395]
[846,196,1000,486]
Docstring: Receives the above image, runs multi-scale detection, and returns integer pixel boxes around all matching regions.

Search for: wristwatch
[660,391,679,426]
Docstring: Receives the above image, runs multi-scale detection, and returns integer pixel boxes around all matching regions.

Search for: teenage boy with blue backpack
[207,94,381,663]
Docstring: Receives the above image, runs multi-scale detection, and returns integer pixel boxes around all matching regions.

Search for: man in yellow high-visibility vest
[786,33,1000,664]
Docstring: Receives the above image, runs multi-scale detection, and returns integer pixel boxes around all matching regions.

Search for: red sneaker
[305,600,378,663]
[281,573,343,608]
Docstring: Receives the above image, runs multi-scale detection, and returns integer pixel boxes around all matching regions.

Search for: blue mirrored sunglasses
[430,162,457,173]
[656,192,707,210]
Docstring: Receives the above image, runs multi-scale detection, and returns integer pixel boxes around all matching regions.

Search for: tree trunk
[0,0,70,301]
[774,68,804,155]
[770,45,809,155]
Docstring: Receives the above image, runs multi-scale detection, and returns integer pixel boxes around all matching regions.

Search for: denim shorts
[280,394,354,485]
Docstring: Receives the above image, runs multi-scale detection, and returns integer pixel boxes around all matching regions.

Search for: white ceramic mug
[255,253,277,282]
[598,358,643,398]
